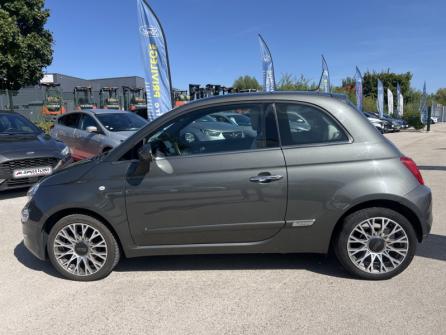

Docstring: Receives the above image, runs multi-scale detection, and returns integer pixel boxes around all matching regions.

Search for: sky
[45,0,446,93]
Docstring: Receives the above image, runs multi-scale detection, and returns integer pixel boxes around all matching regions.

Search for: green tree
[277,73,317,91]
[434,88,446,105]
[362,70,412,98]
[362,70,412,112]
[0,0,53,110]
[233,75,262,91]
[334,79,356,105]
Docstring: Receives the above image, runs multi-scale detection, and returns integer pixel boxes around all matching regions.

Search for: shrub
[34,120,54,134]
[403,113,424,130]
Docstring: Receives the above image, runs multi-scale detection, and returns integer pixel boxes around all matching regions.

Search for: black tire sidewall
[47,214,119,281]
[335,207,417,280]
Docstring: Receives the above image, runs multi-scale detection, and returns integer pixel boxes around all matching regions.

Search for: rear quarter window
[276,103,349,146]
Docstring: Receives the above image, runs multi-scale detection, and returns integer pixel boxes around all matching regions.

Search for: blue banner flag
[355,67,363,112]
[396,83,403,117]
[258,34,276,92]
[319,55,331,93]
[387,88,394,117]
[137,0,173,121]
[377,79,384,118]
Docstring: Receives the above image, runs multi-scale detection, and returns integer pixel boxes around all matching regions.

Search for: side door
[52,113,81,154]
[124,103,288,246]
[77,113,106,158]
[275,102,352,237]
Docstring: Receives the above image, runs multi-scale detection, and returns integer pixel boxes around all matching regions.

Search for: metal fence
[0,88,123,123]
[0,89,49,122]
[432,104,446,122]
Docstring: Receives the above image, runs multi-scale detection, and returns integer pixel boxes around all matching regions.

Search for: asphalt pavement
[0,125,445,335]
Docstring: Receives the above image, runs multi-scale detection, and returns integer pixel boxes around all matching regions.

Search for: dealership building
[0,73,145,120]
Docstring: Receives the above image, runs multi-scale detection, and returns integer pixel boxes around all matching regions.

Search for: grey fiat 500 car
[51,109,147,160]
[22,92,432,281]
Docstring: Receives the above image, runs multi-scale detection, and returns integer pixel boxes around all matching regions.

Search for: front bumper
[22,211,48,260]
[0,156,73,192]
[21,199,48,260]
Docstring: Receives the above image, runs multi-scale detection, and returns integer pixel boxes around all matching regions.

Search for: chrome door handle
[249,174,283,183]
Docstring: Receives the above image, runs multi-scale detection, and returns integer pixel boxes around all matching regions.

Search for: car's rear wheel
[334,207,417,280]
[47,214,120,281]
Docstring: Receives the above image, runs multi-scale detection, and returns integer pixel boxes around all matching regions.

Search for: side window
[145,104,279,158]
[79,114,99,131]
[276,103,349,146]
[59,113,81,128]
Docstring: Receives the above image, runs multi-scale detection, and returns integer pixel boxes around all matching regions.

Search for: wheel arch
[330,199,423,247]
[43,208,124,256]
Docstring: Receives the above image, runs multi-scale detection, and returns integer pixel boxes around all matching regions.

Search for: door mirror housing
[86,126,98,133]
[138,143,153,162]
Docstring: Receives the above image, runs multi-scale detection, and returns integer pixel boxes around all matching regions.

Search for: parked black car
[0,111,71,190]
[377,114,405,132]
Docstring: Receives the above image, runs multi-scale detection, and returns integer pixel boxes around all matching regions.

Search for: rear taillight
[400,156,424,185]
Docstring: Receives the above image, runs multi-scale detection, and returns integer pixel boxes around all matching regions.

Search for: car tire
[334,207,417,280]
[47,214,120,281]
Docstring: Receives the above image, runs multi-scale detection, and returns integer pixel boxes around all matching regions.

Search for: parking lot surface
[1,125,445,335]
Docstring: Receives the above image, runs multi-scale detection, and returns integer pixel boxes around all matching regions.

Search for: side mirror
[86,126,98,133]
[137,143,153,162]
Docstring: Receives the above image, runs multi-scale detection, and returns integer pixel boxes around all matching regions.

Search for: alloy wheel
[53,223,108,276]
[347,217,409,274]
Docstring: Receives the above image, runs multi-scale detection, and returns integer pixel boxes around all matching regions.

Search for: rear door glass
[59,113,81,128]
[276,103,349,146]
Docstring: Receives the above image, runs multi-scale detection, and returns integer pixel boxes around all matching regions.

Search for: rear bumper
[404,185,433,240]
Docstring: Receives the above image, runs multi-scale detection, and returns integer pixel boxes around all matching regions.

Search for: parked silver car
[180,115,247,143]
[51,109,147,160]
[23,92,432,281]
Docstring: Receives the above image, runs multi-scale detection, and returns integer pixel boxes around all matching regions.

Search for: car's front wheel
[334,207,417,280]
[47,214,120,281]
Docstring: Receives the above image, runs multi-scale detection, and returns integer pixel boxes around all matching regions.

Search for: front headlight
[61,146,70,157]
[27,182,41,202]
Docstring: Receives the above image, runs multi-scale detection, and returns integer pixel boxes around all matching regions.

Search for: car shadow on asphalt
[0,188,28,200]
[14,234,446,280]
[416,234,446,262]
[114,252,353,278]
[14,239,351,279]
[14,241,63,279]
[418,165,446,171]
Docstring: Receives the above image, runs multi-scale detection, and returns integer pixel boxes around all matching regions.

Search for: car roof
[183,91,347,105]
[174,91,350,112]
[60,109,133,117]
[212,111,247,116]
[0,110,21,116]
[84,109,132,115]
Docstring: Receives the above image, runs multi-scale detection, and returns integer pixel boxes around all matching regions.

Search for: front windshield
[196,115,215,123]
[0,113,41,135]
[229,114,252,126]
[96,113,147,132]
